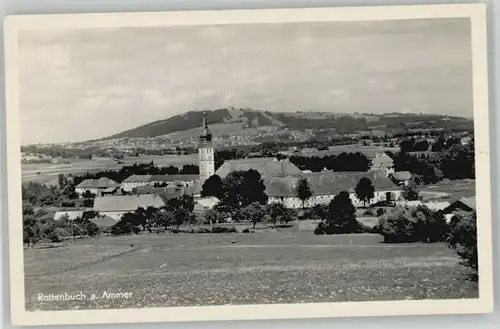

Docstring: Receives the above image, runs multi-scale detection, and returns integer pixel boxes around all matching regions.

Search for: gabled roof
[459,196,476,210]
[216,158,302,178]
[134,183,201,200]
[194,196,220,212]
[122,174,200,183]
[149,175,199,183]
[441,196,476,214]
[122,175,151,183]
[93,194,165,212]
[90,216,118,228]
[265,171,399,197]
[76,177,120,189]
[390,171,412,181]
[370,152,394,167]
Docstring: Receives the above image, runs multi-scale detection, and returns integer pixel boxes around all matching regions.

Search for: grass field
[22,154,198,183]
[24,230,477,311]
[421,179,476,201]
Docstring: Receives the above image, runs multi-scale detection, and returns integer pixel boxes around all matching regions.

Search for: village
[21,113,476,240]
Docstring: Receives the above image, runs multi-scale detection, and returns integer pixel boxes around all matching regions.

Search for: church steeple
[200,112,212,142]
[198,111,215,183]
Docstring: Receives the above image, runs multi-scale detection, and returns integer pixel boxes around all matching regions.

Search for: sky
[18,18,473,145]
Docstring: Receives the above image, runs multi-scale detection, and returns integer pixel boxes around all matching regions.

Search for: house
[75,177,120,197]
[149,175,199,188]
[215,157,302,179]
[441,197,476,215]
[265,171,402,209]
[121,174,199,192]
[93,194,165,221]
[194,196,220,213]
[53,210,84,221]
[389,171,413,186]
[89,215,120,229]
[369,152,394,175]
[133,183,201,199]
[121,175,152,192]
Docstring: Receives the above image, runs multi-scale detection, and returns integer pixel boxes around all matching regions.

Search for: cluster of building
[60,113,474,228]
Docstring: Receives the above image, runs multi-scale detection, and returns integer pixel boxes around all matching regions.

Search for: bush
[242,228,251,233]
[323,191,364,234]
[211,226,237,233]
[403,180,420,201]
[376,208,385,216]
[446,212,478,272]
[313,221,326,235]
[377,205,447,243]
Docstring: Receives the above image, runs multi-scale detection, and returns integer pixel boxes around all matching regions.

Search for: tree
[403,179,420,201]
[23,214,42,246]
[296,178,312,209]
[440,143,475,180]
[377,205,447,243]
[111,213,142,235]
[152,209,174,229]
[201,175,224,199]
[204,208,227,225]
[267,203,294,228]
[447,211,478,274]
[325,191,359,234]
[222,170,268,208]
[163,195,195,229]
[309,204,329,220]
[237,202,267,229]
[355,177,375,208]
[61,184,79,200]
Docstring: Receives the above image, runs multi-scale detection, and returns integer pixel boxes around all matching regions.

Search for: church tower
[198,112,215,183]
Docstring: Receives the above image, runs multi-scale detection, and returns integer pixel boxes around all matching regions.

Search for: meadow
[24,228,478,311]
[21,154,198,183]
[420,179,476,200]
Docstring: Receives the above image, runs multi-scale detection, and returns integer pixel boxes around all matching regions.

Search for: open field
[300,145,400,157]
[25,231,477,311]
[420,179,476,201]
[22,154,198,183]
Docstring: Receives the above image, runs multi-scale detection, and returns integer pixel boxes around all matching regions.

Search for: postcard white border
[3,3,493,326]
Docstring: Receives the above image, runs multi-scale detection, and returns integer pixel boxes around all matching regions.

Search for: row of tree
[72,162,199,185]
[23,205,100,246]
[394,142,475,183]
[111,195,195,235]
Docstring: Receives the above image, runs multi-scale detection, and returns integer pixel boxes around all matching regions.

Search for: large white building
[265,171,403,209]
[198,112,215,184]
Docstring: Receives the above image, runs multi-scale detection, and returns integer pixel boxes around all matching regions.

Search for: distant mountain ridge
[101,108,473,141]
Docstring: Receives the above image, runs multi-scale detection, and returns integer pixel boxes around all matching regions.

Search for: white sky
[18,18,472,145]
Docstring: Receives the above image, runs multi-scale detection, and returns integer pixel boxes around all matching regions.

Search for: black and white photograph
[4,4,493,326]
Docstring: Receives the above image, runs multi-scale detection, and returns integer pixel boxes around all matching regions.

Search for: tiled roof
[90,216,119,228]
[265,171,399,197]
[76,177,120,189]
[459,196,476,210]
[194,196,220,211]
[122,175,151,183]
[149,175,199,182]
[390,171,412,181]
[53,211,84,221]
[122,174,200,183]
[216,158,302,178]
[93,194,165,212]
[134,183,201,200]
[370,152,394,167]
